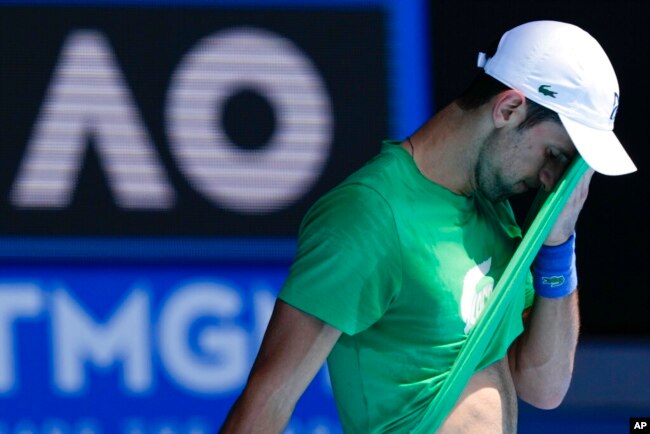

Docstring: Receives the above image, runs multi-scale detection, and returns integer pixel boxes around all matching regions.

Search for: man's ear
[492,89,527,129]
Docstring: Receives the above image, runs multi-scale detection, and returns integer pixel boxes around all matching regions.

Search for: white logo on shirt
[460,258,494,334]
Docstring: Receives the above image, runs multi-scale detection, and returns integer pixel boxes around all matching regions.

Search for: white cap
[477,21,636,176]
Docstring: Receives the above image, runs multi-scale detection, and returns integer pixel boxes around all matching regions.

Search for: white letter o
[166,27,333,213]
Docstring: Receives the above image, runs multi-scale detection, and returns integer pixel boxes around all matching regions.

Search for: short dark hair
[456,37,561,130]
[456,72,561,131]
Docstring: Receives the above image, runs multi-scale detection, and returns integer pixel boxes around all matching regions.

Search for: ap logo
[631,418,650,432]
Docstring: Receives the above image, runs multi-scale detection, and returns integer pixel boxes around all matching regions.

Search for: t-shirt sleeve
[278,183,402,335]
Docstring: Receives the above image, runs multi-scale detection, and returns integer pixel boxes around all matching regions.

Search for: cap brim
[560,114,637,176]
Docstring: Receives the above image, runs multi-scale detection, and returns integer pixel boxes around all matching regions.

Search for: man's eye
[549,148,566,162]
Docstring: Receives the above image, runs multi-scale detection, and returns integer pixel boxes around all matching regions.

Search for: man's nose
[538,158,570,191]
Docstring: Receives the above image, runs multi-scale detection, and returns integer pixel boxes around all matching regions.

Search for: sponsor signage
[0,263,340,433]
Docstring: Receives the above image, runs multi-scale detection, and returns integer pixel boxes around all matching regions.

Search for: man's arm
[508,168,594,409]
[220,299,342,434]
[508,291,579,409]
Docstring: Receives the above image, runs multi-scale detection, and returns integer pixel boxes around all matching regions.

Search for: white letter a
[11,30,174,209]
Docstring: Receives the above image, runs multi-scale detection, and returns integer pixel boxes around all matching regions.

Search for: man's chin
[481,182,526,203]
[491,188,521,203]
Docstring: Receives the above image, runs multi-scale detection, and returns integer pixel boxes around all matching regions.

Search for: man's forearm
[509,290,579,409]
[219,385,293,434]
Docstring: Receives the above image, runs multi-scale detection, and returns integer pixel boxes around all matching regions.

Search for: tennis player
[220,21,636,433]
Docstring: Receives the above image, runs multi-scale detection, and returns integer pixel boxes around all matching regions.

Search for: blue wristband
[532,233,577,298]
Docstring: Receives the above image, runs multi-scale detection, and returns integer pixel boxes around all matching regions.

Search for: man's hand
[544,168,595,246]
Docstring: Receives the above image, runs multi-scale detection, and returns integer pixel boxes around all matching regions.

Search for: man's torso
[439,357,518,434]
[280,142,532,432]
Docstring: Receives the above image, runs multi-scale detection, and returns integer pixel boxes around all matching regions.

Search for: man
[220,21,636,433]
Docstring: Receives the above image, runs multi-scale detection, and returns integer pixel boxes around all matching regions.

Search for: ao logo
[10,27,333,213]
[460,258,494,334]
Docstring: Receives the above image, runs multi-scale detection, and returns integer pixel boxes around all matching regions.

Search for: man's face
[476,120,577,202]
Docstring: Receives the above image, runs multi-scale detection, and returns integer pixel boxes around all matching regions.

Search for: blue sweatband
[532,233,577,298]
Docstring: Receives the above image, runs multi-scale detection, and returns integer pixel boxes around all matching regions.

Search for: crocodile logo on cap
[538,84,558,98]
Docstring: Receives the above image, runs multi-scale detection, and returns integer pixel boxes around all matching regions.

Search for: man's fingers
[544,168,595,246]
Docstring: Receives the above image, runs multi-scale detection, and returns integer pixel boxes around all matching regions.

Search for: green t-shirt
[279,141,534,433]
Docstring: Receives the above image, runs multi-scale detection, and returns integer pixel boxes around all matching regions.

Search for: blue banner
[0,263,341,433]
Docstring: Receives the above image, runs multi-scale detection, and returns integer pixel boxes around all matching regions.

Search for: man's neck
[403,102,489,196]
